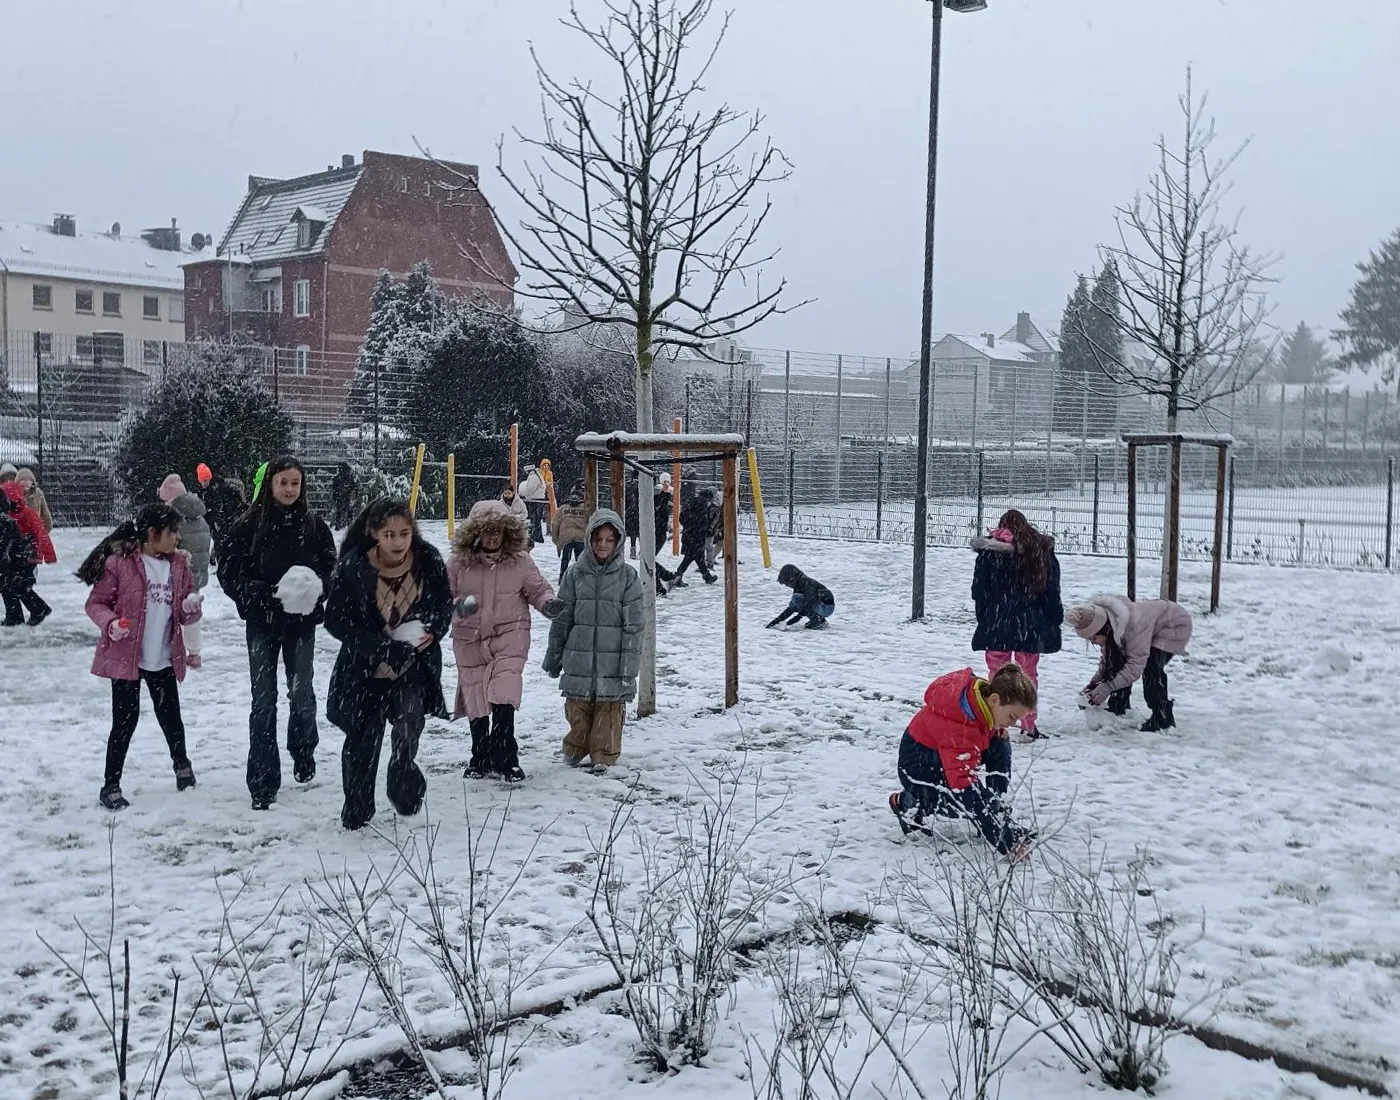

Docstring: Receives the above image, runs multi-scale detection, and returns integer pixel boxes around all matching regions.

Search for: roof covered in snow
[934,334,1039,364]
[216,165,362,263]
[0,220,190,290]
[999,315,1061,355]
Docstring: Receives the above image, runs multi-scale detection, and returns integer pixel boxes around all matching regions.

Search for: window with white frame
[143,295,160,319]
[103,291,121,316]
[260,283,282,314]
[168,296,184,323]
[143,340,163,367]
[32,284,52,310]
[294,345,310,376]
[296,220,311,249]
[75,289,94,314]
[292,279,310,318]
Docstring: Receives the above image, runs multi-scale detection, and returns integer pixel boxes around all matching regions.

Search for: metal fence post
[1092,451,1100,553]
[787,449,795,536]
[834,353,843,504]
[1044,364,1055,494]
[1277,382,1286,481]
[1296,519,1306,564]
[373,356,382,469]
[876,451,884,542]
[975,450,985,534]
[33,332,45,484]
[1226,453,1236,560]
[744,379,753,444]
[684,376,692,433]
[884,356,892,444]
[1387,456,1395,570]
[783,350,791,456]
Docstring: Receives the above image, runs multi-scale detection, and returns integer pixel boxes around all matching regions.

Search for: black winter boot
[1140,700,1175,732]
[175,763,197,791]
[99,784,130,811]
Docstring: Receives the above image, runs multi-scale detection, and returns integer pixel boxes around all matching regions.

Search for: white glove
[181,592,203,615]
[108,618,131,641]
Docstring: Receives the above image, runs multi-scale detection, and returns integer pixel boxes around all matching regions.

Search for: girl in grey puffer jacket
[542,509,643,770]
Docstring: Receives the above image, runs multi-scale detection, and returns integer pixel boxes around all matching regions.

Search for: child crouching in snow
[889,663,1037,861]
[78,503,204,811]
[766,564,835,629]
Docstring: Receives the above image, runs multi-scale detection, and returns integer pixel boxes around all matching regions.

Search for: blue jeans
[246,626,319,800]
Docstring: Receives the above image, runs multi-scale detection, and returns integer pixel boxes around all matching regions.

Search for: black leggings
[105,670,188,787]
[1107,649,1173,714]
[341,682,428,828]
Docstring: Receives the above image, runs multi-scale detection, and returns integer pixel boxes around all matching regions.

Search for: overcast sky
[3,0,1396,358]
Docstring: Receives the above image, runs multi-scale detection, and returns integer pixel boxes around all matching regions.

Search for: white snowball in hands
[275,566,323,616]
[389,619,429,647]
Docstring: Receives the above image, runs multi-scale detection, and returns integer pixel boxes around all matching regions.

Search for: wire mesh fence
[2,328,1397,570]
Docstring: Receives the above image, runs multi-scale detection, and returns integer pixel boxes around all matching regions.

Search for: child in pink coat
[78,503,204,810]
[447,500,559,781]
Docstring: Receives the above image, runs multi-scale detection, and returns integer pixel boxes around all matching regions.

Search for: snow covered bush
[109,344,291,508]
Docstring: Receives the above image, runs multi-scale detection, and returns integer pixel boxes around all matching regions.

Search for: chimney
[1015,311,1032,344]
[983,332,996,349]
[52,213,76,237]
[341,154,355,169]
[140,219,181,252]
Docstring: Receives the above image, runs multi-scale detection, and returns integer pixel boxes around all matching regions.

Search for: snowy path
[1,526,1398,1098]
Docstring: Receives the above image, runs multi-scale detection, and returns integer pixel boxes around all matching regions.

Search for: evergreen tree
[349,263,451,427]
[1277,321,1331,383]
[1084,259,1126,433]
[1334,226,1400,381]
[1053,276,1094,433]
[110,345,292,506]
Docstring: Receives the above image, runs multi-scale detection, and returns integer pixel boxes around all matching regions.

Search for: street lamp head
[942,0,988,11]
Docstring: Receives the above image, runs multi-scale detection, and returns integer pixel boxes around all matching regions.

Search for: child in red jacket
[79,503,203,810]
[889,663,1037,860]
[1,480,56,625]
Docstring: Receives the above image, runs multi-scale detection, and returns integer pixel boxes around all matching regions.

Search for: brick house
[183,150,515,391]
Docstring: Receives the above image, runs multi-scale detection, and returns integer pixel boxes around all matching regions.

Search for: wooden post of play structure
[408,443,426,516]
[610,457,625,516]
[446,452,456,540]
[1126,441,1138,601]
[584,456,598,512]
[541,458,557,519]
[1210,443,1227,613]
[721,453,739,708]
[671,416,682,557]
[509,422,519,488]
[746,446,772,569]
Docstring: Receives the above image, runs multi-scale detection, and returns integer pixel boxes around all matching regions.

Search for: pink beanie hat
[1065,604,1108,640]
[158,473,186,503]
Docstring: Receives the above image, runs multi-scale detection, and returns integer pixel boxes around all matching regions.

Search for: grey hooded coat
[168,491,212,588]
[542,509,643,702]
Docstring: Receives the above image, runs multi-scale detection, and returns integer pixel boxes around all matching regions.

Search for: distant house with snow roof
[183,150,515,387]
[1,214,196,381]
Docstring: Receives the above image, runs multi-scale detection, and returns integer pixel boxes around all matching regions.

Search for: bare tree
[1081,69,1273,594]
[464,0,802,714]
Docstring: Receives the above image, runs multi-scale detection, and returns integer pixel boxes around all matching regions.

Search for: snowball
[389,619,429,647]
[453,595,479,617]
[1314,643,1352,675]
[275,566,324,616]
[1079,692,1109,732]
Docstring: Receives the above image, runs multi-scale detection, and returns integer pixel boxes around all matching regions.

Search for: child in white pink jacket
[79,503,204,810]
[1065,594,1192,731]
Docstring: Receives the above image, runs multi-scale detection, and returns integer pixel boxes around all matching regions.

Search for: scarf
[369,546,419,630]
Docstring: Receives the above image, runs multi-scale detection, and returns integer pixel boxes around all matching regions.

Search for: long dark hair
[77,503,182,585]
[246,455,312,556]
[996,509,1053,595]
[341,498,424,559]
[1098,620,1127,683]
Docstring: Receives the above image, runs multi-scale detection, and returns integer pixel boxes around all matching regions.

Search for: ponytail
[76,502,183,585]
[77,521,139,585]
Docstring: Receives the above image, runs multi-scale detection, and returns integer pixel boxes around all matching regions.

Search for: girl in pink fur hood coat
[447,499,560,781]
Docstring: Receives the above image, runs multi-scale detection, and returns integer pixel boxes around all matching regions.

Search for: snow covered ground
[2,525,1398,1099]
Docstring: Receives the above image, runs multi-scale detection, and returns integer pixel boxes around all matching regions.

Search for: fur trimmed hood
[452,499,530,560]
[1065,593,1133,641]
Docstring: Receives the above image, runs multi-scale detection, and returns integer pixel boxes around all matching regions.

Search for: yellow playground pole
[746,446,772,569]
[446,452,456,539]
[408,443,426,515]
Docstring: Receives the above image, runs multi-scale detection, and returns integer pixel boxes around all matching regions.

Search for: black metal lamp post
[912,0,987,621]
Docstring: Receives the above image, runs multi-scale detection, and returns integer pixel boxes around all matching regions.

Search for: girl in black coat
[969,509,1062,738]
[324,499,453,830]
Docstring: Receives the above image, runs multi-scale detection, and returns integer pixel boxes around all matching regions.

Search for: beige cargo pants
[562,699,625,767]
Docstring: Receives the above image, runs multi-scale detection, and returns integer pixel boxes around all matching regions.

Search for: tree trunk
[1159,389,1178,599]
[635,334,658,718]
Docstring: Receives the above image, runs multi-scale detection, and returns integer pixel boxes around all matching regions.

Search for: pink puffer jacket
[85,549,201,681]
[1082,593,1193,695]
